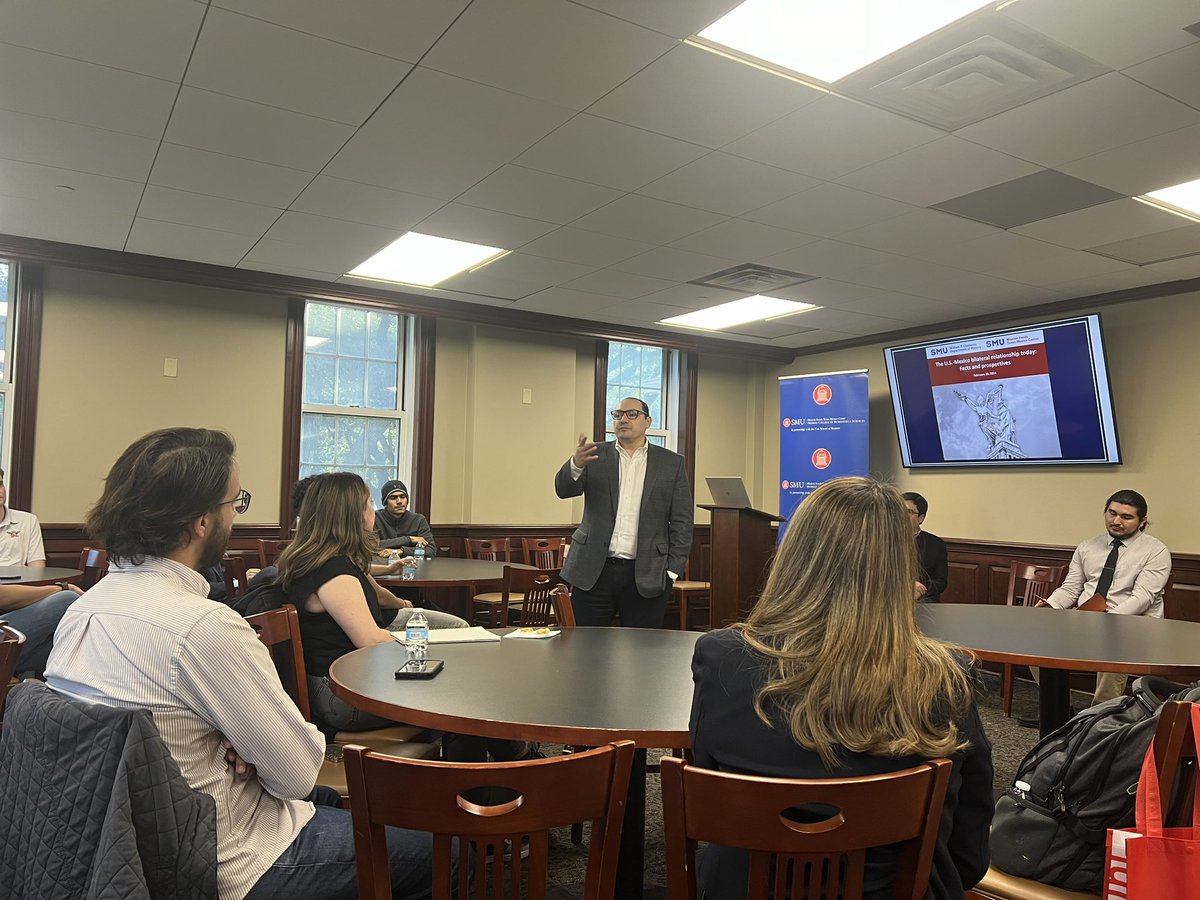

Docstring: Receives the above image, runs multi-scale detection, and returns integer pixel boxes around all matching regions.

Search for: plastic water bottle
[413,544,426,563]
[405,610,429,658]
[401,557,417,580]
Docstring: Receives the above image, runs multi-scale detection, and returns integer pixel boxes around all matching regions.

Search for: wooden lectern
[699,504,784,628]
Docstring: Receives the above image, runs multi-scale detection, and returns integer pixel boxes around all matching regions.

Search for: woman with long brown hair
[689,476,992,898]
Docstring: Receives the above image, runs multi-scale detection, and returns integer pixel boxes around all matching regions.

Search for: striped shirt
[46,557,325,900]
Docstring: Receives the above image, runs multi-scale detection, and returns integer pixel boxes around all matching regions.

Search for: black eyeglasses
[610,409,647,421]
[216,489,252,515]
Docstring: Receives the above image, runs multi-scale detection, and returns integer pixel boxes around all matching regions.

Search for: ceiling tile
[413,204,558,249]
[421,0,674,109]
[264,211,399,259]
[1045,268,1175,297]
[186,7,411,126]
[213,0,469,62]
[931,169,1124,229]
[150,143,312,207]
[570,0,742,38]
[611,247,736,282]
[669,218,817,260]
[774,329,858,349]
[638,282,755,311]
[1013,199,1194,249]
[512,287,617,316]
[237,259,343,281]
[569,194,725,244]
[1088,224,1200,265]
[471,252,596,286]
[324,67,572,198]
[956,73,1200,168]
[137,186,281,236]
[0,192,131,251]
[824,291,980,325]
[722,317,819,340]
[1001,0,1199,69]
[435,270,545,300]
[165,87,354,171]
[594,299,693,325]
[0,108,158,182]
[744,183,915,237]
[1058,123,1200,196]
[836,136,1041,206]
[125,218,258,266]
[913,230,1132,284]
[516,114,708,192]
[455,166,621,225]
[588,43,822,148]
[1142,254,1200,280]
[637,152,818,216]
[724,95,942,181]
[290,177,445,229]
[241,238,380,275]
[1125,42,1200,111]
[518,227,654,268]
[838,209,1000,256]
[562,269,674,300]
[0,43,177,139]
[2,0,204,81]
[774,306,909,336]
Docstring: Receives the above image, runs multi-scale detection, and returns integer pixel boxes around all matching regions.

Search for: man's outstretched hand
[572,433,599,469]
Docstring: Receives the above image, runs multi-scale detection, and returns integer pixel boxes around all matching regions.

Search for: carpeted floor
[520,670,1072,895]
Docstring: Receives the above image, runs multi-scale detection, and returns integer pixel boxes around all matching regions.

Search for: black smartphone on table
[395,658,444,679]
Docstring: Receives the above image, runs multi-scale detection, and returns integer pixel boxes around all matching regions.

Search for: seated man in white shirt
[0,467,80,675]
[46,428,441,900]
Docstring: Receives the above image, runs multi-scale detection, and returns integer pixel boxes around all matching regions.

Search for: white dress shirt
[1044,529,1171,617]
[569,441,650,559]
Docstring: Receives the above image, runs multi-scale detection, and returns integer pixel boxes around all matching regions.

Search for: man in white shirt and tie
[1040,489,1171,705]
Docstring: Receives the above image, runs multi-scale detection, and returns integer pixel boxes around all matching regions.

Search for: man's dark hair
[1106,489,1148,524]
[87,428,235,565]
[291,474,322,519]
[901,491,928,517]
[624,396,650,417]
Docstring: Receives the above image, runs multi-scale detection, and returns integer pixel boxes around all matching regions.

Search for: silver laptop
[705,476,752,508]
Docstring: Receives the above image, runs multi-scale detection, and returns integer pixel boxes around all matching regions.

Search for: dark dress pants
[572,557,670,628]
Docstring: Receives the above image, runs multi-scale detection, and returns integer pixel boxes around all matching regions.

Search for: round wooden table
[373,557,532,588]
[331,627,699,900]
[0,566,82,585]
[918,603,1200,736]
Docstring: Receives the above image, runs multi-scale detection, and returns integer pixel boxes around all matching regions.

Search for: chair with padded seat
[0,621,27,719]
[77,547,109,590]
[465,538,520,627]
[1001,562,1066,717]
[661,755,952,900]
[967,699,1196,900]
[243,605,440,802]
[670,552,711,632]
[344,739,635,900]
[500,565,565,628]
[256,538,291,570]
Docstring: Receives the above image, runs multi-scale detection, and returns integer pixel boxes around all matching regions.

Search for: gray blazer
[555,441,694,597]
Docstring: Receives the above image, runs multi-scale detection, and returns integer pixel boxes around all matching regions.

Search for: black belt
[605,556,635,565]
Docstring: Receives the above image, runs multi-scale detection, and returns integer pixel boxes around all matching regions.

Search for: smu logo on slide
[781,479,790,490]
[812,384,832,405]
[812,448,831,470]
[782,417,791,428]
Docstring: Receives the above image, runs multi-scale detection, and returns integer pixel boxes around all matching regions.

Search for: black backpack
[990,676,1200,892]
[227,576,288,617]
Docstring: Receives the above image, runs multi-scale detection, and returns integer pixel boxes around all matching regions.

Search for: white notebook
[395,626,501,645]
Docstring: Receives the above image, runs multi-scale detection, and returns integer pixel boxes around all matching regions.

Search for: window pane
[366,418,399,467]
[337,307,368,358]
[367,311,399,362]
[305,303,336,354]
[607,342,621,380]
[365,361,398,409]
[641,348,663,387]
[300,413,401,504]
[335,358,365,407]
[648,434,666,448]
[642,389,662,422]
[303,354,336,405]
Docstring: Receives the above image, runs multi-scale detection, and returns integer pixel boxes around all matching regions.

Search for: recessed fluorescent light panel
[1138,178,1200,223]
[659,295,820,331]
[698,0,993,83]
[347,232,507,287]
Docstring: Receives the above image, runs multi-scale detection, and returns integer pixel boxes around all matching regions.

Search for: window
[0,261,12,468]
[299,302,412,501]
[605,341,676,449]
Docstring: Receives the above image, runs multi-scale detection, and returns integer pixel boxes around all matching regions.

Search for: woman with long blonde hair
[689,476,993,898]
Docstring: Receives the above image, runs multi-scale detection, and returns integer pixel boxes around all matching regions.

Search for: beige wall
[692,354,767,523]
[760,289,1200,554]
[34,267,288,523]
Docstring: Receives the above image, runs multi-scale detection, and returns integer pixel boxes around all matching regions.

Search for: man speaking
[555,397,693,628]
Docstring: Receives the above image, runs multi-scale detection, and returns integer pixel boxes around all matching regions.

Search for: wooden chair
[244,605,440,802]
[552,585,577,628]
[0,621,27,718]
[344,740,635,900]
[257,539,290,569]
[520,536,567,569]
[501,565,564,628]
[670,555,711,632]
[661,755,952,900]
[968,699,1197,900]
[465,539,520,626]
[77,547,109,590]
[1002,562,1066,717]
[220,554,249,601]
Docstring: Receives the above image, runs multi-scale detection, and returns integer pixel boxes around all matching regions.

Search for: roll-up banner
[779,370,870,524]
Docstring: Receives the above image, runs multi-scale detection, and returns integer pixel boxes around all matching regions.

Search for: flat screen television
[884,314,1120,468]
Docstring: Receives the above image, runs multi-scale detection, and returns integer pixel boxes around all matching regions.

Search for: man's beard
[198,519,232,570]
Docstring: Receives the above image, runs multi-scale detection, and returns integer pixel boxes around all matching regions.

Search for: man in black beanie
[374,480,437,557]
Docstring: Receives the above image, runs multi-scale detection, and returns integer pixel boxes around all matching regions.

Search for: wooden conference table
[918,603,1200,737]
[330,626,699,900]
[0,566,82,585]
[373,556,533,587]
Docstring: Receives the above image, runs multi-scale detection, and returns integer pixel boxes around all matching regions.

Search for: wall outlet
[164,357,178,377]
[522,388,532,404]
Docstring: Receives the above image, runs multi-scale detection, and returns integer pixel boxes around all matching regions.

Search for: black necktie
[1095,538,1123,599]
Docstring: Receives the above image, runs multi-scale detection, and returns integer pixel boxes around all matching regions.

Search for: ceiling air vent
[690,263,817,294]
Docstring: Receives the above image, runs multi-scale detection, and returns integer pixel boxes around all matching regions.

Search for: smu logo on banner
[779,370,869,524]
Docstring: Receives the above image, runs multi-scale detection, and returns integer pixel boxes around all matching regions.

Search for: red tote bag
[1103,703,1200,899]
